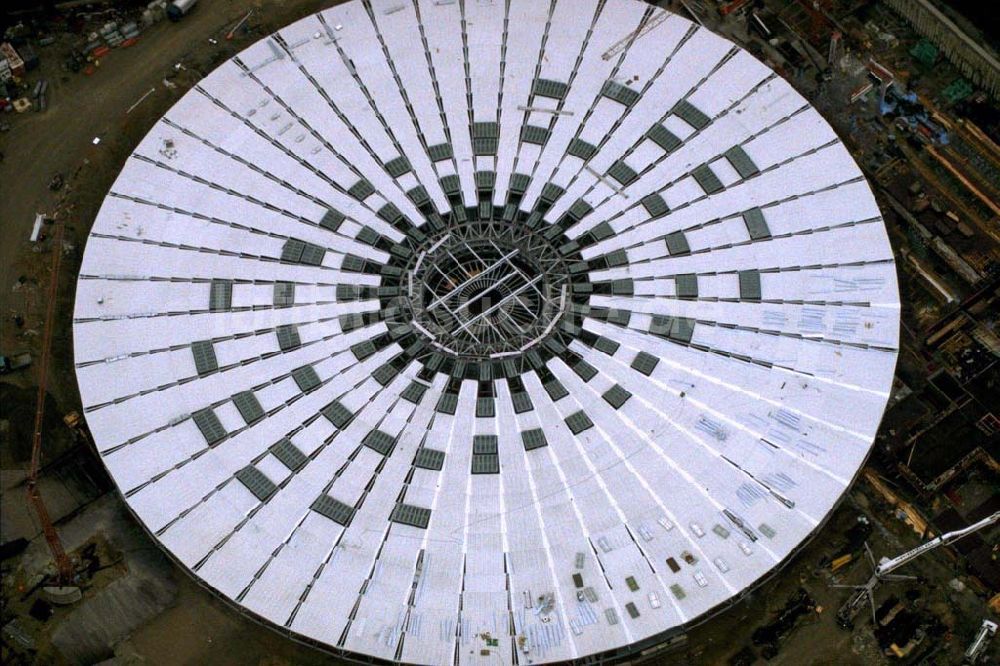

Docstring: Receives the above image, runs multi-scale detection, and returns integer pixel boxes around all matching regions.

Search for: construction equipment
[26,220,75,584]
[835,511,1000,629]
[601,8,668,61]
[963,619,997,664]
[719,0,752,17]
[226,9,254,40]
[0,352,32,374]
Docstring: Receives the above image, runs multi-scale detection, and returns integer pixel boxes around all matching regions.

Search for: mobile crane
[963,619,997,664]
[835,511,1000,629]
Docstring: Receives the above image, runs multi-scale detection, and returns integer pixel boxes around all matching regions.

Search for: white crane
[963,619,997,664]
[835,511,1000,629]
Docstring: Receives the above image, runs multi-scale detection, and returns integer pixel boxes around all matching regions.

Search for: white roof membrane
[74,1,899,664]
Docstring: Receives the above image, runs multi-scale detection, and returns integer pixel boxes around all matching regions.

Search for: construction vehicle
[63,410,94,449]
[835,511,1000,629]
[963,619,997,664]
[0,352,32,374]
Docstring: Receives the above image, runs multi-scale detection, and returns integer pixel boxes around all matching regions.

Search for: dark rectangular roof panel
[607,160,639,186]
[521,125,551,145]
[539,182,565,204]
[743,207,771,239]
[508,173,531,194]
[276,324,301,351]
[543,378,568,401]
[339,312,365,333]
[603,249,628,268]
[603,384,632,409]
[439,174,462,196]
[475,170,496,190]
[385,155,412,178]
[428,142,453,162]
[471,453,500,474]
[355,225,381,246]
[347,178,375,201]
[533,78,568,99]
[725,145,759,179]
[572,358,598,382]
[400,381,428,404]
[319,208,345,232]
[291,364,321,392]
[521,428,548,451]
[191,340,218,377]
[650,315,696,343]
[299,242,326,266]
[321,399,354,429]
[473,434,498,454]
[664,231,690,256]
[436,392,458,414]
[340,254,366,273]
[641,193,669,218]
[235,465,277,501]
[565,410,594,435]
[351,339,377,361]
[594,336,620,355]
[373,362,399,386]
[675,273,699,299]
[567,138,598,160]
[414,447,446,471]
[390,502,431,529]
[273,281,295,308]
[363,429,395,455]
[692,164,724,194]
[567,199,594,221]
[208,279,232,312]
[602,80,640,106]
[281,239,305,263]
[672,100,710,129]
[476,396,495,418]
[377,203,405,226]
[511,391,533,414]
[336,284,371,301]
[646,124,682,152]
[232,391,264,424]
[270,438,308,471]
[192,408,226,445]
[631,351,659,376]
[739,270,762,301]
[472,121,499,138]
[311,494,355,526]
[473,137,497,155]
[611,279,634,296]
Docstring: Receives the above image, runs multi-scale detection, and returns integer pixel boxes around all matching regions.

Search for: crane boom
[876,511,1000,577]
[601,9,668,61]
[27,220,75,584]
[836,511,1000,629]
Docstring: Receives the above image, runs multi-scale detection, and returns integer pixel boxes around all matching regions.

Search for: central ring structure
[406,221,572,359]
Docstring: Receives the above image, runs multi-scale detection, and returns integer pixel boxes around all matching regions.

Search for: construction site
[0,1,997,665]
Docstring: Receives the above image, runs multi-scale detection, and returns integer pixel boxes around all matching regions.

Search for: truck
[0,352,32,374]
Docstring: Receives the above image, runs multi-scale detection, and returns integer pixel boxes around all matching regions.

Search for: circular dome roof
[73,1,899,662]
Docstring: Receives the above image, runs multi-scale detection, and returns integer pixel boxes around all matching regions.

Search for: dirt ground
[0,0,332,411]
[1,1,997,665]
